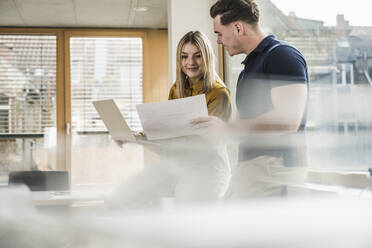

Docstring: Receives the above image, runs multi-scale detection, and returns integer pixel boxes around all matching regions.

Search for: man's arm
[233,83,307,132]
[191,83,307,137]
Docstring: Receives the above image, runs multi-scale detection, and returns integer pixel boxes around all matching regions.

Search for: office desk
[30,190,109,215]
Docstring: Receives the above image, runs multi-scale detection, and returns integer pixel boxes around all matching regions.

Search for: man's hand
[190,116,229,137]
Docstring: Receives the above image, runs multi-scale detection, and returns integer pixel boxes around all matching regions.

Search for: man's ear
[234,22,245,35]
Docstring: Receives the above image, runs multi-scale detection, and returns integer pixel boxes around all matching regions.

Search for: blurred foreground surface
[1,185,372,248]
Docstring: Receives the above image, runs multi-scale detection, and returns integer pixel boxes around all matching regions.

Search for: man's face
[213,15,241,56]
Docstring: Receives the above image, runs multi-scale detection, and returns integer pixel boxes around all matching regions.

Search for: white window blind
[0,35,57,134]
[70,37,143,133]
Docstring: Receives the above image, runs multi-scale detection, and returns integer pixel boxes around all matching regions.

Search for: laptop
[92,99,138,142]
[93,99,201,149]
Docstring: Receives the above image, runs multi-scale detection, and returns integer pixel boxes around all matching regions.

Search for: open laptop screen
[93,99,136,141]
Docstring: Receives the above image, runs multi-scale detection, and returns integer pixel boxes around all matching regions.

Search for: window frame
[0,28,162,176]
[0,28,66,170]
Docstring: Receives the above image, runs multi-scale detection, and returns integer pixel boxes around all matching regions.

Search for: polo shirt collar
[241,35,276,65]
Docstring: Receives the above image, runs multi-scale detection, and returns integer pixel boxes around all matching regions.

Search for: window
[68,36,145,186]
[70,37,143,133]
[0,29,170,187]
[0,34,57,174]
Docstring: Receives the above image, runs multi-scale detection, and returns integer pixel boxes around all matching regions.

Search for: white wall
[168,0,218,85]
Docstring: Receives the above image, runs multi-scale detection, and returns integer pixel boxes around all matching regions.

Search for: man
[190,0,309,197]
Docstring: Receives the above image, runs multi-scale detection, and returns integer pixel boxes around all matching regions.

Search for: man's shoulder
[263,39,307,68]
[262,39,308,82]
[266,38,305,59]
[267,40,302,56]
[253,36,307,68]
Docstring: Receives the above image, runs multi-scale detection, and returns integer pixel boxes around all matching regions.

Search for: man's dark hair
[210,0,260,25]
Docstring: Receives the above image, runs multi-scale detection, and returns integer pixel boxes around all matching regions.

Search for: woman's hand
[114,140,126,148]
[114,131,147,148]
[134,131,147,140]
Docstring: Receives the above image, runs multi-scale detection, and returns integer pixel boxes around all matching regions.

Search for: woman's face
[181,42,204,83]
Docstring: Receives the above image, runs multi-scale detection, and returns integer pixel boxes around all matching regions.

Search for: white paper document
[136,94,208,140]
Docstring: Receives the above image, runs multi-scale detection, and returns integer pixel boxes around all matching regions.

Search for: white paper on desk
[136,94,208,140]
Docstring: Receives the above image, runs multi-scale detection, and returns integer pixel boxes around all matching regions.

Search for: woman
[169,31,231,122]
[109,31,232,209]
[166,31,233,202]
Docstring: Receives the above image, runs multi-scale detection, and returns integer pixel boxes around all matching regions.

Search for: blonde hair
[175,31,223,98]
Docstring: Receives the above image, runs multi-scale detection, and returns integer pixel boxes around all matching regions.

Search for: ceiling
[0,0,168,28]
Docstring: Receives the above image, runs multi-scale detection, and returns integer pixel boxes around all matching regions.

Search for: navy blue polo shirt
[236,35,309,166]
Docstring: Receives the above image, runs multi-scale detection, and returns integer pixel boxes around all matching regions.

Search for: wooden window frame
[0,28,66,170]
[0,28,167,175]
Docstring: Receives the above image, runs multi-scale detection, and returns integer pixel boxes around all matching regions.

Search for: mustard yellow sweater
[168,80,232,122]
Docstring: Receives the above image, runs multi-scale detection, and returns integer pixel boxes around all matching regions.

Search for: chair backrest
[8,171,69,191]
